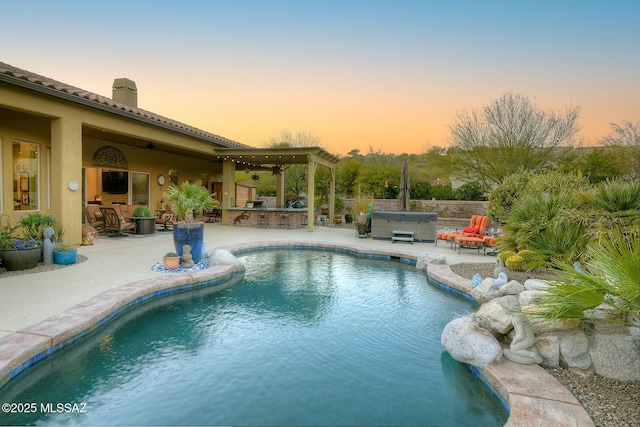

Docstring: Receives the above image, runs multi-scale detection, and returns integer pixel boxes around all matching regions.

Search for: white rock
[559,331,592,370]
[536,335,560,367]
[471,278,502,303]
[524,279,550,290]
[208,249,245,272]
[497,280,525,297]
[416,252,446,269]
[441,316,503,369]
[474,296,520,334]
[589,333,640,381]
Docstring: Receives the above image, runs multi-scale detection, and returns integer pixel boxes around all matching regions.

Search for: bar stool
[256,205,269,228]
[277,206,290,229]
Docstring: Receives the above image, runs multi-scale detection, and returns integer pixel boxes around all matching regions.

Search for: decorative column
[51,116,83,244]
[306,158,317,232]
[276,170,285,207]
[221,159,236,225]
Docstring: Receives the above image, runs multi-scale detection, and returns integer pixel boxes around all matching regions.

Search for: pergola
[215,147,340,231]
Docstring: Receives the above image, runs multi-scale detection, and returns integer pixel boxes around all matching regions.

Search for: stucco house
[0,62,338,243]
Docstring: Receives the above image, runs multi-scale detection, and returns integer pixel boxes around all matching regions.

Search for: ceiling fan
[134,142,157,150]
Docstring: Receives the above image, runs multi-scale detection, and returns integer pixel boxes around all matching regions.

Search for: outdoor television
[102,171,128,194]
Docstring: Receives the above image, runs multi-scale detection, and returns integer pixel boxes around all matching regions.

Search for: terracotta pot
[163,256,181,270]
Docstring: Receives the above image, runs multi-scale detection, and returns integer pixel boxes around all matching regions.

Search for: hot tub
[371,210,438,242]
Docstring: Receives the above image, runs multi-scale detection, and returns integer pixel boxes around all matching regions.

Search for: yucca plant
[527,229,639,327]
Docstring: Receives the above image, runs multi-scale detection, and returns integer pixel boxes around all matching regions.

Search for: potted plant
[163,252,181,270]
[0,224,42,271]
[163,180,215,263]
[132,207,152,217]
[53,242,78,265]
[131,206,155,234]
[246,200,254,208]
[334,215,343,224]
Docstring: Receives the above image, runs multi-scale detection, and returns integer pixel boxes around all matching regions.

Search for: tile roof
[0,61,250,149]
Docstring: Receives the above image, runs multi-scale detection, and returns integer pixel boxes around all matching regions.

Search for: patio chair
[156,213,174,231]
[84,205,104,232]
[99,207,135,236]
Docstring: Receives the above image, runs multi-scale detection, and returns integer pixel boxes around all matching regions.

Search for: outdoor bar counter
[226,207,309,228]
[371,210,438,242]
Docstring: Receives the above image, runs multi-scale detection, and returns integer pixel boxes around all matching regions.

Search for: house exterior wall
[1,83,225,244]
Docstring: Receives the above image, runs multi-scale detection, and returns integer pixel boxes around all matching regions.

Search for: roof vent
[112,78,138,107]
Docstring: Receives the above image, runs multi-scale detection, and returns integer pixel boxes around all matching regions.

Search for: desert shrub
[488,170,589,225]
[454,181,487,201]
[567,178,640,242]
[496,191,589,268]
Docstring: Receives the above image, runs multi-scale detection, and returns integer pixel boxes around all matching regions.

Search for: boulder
[208,249,245,272]
[519,290,580,334]
[559,331,592,370]
[536,335,560,367]
[474,295,520,334]
[416,252,446,269]
[589,333,640,381]
[471,278,502,303]
[441,316,503,369]
[497,280,525,297]
[524,279,550,290]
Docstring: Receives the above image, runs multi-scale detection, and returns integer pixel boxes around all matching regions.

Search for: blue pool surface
[0,249,508,426]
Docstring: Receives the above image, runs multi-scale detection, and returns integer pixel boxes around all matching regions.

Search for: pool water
[0,250,508,426]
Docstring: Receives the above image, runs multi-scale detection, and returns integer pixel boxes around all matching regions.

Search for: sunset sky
[2,0,638,156]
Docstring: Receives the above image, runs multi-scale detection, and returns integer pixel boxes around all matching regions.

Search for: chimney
[112,78,138,107]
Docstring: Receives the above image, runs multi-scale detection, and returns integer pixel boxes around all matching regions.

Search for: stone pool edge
[0,241,594,427]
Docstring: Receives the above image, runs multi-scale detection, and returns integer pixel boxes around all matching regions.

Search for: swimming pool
[0,249,507,426]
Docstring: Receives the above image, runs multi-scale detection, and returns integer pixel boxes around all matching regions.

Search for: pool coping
[0,241,594,426]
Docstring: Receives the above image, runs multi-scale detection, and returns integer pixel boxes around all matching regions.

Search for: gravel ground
[450,262,640,427]
[0,255,88,278]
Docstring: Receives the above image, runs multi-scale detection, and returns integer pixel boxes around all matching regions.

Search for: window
[13,140,39,211]
[131,171,150,206]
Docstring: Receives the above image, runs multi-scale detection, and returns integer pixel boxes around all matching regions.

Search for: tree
[264,129,323,148]
[261,129,324,199]
[448,92,581,187]
[600,121,640,180]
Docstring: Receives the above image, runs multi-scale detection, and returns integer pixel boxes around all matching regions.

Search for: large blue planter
[0,247,42,271]
[173,223,205,263]
[53,249,78,265]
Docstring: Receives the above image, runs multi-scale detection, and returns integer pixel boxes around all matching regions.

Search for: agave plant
[528,229,639,327]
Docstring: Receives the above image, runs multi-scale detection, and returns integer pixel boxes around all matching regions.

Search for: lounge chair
[99,207,135,236]
[436,215,490,247]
